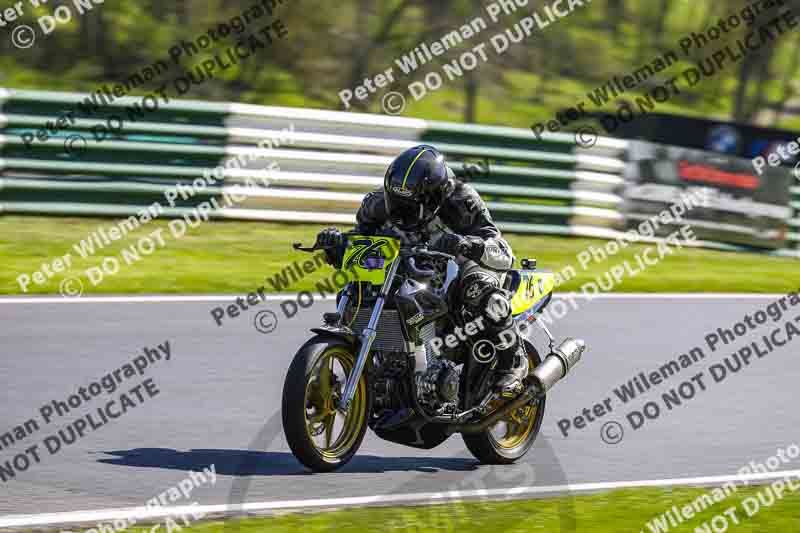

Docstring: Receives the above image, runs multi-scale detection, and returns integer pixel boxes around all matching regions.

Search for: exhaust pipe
[446,338,586,435]
[530,337,585,394]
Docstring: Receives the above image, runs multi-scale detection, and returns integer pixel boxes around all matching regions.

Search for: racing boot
[493,344,529,398]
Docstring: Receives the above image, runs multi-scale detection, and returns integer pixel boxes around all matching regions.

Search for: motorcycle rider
[315,145,528,394]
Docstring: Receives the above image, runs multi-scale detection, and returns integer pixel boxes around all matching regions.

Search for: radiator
[350,309,438,354]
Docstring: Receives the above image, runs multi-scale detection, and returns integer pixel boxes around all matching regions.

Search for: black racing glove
[432,233,466,256]
[316,227,344,267]
[432,233,486,260]
[431,233,466,256]
[316,227,343,249]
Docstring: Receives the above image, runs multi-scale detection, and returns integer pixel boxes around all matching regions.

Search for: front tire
[462,341,546,464]
[282,337,371,472]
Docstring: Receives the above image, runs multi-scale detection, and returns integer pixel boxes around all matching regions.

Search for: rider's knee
[483,292,512,326]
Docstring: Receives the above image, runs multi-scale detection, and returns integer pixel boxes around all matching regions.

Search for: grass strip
[1,216,797,295]
[175,484,800,532]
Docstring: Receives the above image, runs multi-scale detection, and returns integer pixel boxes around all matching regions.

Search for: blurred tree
[606,0,626,39]
[463,0,484,123]
[346,0,414,111]
[651,0,673,49]
[2,0,798,129]
[770,34,800,125]
[731,0,800,122]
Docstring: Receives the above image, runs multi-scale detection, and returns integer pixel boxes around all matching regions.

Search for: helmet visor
[385,194,425,230]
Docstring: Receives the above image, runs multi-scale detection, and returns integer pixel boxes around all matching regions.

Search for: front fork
[338,258,401,411]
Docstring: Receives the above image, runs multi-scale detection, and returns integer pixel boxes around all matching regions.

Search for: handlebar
[401,247,456,261]
[293,233,457,263]
[294,229,395,253]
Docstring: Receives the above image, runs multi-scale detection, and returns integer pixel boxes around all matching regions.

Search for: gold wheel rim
[303,348,367,460]
[490,402,539,450]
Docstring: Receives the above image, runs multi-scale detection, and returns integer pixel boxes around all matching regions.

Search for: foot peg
[494,354,529,397]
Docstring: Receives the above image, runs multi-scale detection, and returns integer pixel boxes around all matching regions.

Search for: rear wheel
[282,338,371,472]
[462,341,546,464]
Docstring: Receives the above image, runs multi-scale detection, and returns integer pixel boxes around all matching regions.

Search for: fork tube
[335,284,351,325]
[339,258,401,411]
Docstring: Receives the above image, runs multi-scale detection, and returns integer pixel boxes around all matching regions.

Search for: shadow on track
[95,448,480,475]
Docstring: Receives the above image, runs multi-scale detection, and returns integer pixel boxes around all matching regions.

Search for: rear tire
[462,341,546,464]
[282,337,371,472]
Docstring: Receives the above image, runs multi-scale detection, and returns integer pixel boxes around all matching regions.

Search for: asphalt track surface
[0,294,799,524]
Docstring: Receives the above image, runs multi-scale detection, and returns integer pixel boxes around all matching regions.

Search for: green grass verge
[1,216,797,295]
[176,485,800,532]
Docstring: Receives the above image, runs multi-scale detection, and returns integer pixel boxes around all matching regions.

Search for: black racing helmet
[383,145,455,231]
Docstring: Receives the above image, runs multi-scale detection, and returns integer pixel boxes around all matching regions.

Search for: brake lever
[409,247,456,261]
[293,243,320,252]
[407,257,437,278]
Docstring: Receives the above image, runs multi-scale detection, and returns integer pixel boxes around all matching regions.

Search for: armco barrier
[0,88,797,256]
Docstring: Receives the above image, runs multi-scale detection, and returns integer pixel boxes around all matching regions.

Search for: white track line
[0,293,792,304]
[1,470,799,528]
[0,295,331,304]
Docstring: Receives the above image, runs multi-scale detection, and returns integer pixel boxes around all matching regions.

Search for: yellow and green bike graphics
[340,236,554,313]
[341,235,401,285]
[510,270,556,315]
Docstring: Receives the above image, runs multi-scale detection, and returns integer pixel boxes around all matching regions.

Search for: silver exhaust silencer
[531,338,586,393]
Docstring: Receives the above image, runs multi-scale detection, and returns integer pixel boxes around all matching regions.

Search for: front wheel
[462,341,546,464]
[282,337,371,472]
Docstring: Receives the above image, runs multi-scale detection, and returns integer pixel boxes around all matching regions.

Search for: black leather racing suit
[353,179,523,375]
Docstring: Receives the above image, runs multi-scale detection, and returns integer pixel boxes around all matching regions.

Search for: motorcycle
[281,230,586,472]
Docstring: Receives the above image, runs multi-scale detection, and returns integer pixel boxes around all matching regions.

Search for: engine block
[416,358,460,413]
